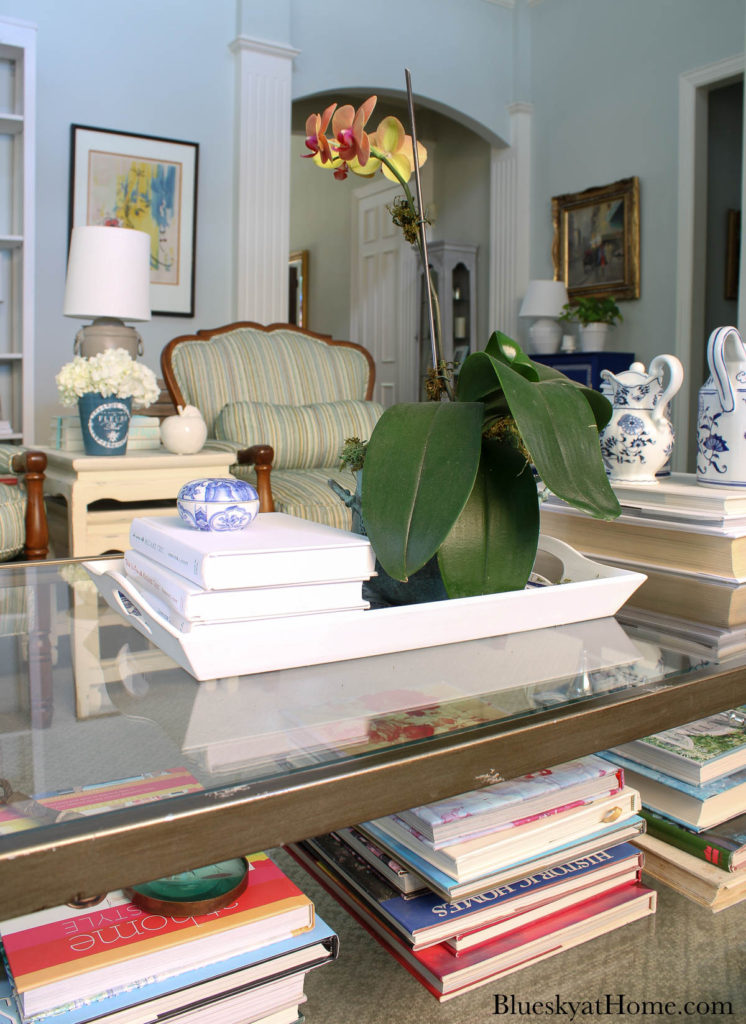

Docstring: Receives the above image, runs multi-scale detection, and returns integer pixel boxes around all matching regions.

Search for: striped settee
[161,322,383,529]
[0,445,48,561]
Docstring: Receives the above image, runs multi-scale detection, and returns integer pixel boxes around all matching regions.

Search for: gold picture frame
[288,250,308,327]
[552,176,640,301]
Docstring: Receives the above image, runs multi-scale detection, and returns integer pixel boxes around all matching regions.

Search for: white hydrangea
[56,349,160,407]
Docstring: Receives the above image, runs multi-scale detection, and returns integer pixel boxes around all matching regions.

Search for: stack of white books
[124,512,377,634]
[50,414,162,451]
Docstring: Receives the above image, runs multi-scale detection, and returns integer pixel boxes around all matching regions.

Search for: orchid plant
[304,90,620,600]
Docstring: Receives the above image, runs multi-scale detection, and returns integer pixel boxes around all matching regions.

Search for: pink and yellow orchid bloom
[304,103,337,163]
[331,95,377,168]
[367,116,427,183]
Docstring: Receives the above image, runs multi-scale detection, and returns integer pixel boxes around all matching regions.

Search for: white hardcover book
[128,513,376,590]
[124,548,369,624]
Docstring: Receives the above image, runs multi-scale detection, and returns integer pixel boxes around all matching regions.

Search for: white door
[351,179,419,406]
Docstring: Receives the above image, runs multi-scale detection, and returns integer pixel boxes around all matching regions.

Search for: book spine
[124,550,191,615]
[640,810,736,871]
[129,522,204,586]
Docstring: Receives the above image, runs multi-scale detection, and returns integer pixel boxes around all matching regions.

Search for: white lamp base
[73,318,144,359]
[528,318,562,355]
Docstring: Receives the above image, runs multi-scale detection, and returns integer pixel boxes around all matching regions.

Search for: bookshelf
[0,18,35,443]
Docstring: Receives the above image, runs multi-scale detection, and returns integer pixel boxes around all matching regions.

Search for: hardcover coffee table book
[86,514,645,679]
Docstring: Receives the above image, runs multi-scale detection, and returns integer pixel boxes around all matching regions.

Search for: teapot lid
[178,477,259,502]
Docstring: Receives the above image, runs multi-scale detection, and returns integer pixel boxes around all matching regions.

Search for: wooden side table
[41,447,237,557]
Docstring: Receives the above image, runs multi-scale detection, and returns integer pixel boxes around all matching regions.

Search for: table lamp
[518,280,569,354]
[64,225,151,359]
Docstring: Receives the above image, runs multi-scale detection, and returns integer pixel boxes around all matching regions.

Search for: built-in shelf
[0,113,23,134]
[0,18,35,444]
[0,433,21,440]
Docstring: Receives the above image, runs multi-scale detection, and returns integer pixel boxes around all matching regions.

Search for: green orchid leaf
[438,439,540,597]
[362,401,484,580]
[484,331,540,380]
[494,361,620,519]
[529,359,613,430]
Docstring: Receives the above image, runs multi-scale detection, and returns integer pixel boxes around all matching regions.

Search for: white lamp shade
[64,226,151,321]
[519,280,569,319]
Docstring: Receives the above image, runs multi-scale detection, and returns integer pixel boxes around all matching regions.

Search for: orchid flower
[331,96,377,167]
[366,116,427,183]
[303,103,336,163]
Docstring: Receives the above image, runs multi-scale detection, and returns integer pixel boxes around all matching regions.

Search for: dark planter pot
[329,471,448,608]
[78,392,132,456]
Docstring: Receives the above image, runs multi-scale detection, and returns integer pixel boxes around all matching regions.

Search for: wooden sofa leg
[14,451,49,560]
[239,444,275,513]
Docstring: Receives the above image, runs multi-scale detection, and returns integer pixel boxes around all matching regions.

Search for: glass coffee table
[0,558,744,920]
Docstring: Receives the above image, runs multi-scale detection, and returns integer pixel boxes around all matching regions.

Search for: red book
[288,842,656,1001]
[1,853,314,1019]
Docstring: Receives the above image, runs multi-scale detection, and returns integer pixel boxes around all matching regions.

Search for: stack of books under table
[0,852,338,1024]
[123,512,376,636]
[539,472,746,656]
[600,706,746,912]
[286,753,657,1001]
[0,772,338,1023]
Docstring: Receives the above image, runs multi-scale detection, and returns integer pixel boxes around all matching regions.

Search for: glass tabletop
[0,558,744,916]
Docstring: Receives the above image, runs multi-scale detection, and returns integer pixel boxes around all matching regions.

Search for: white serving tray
[84,536,646,681]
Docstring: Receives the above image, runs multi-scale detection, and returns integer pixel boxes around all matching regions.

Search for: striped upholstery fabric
[232,464,358,530]
[170,326,373,435]
[215,399,383,470]
[0,482,25,561]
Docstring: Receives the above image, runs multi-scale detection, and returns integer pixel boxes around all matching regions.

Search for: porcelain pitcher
[697,326,746,486]
[599,355,684,483]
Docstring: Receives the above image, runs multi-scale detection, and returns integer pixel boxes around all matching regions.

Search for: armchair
[161,322,383,529]
[0,446,49,561]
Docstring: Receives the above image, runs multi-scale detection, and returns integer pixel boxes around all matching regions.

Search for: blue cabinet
[530,351,635,391]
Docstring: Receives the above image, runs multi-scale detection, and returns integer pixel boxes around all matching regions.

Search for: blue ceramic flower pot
[78,392,132,456]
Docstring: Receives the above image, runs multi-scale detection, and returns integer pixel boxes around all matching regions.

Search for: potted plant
[56,348,160,456]
[304,88,620,602]
[559,296,623,352]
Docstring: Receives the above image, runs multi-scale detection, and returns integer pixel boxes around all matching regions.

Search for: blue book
[306,833,642,950]
[599,751,746,832]
[358,815,646,902]
[5,916,337,1024]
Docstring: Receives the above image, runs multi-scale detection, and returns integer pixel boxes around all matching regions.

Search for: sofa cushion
[215,399,383,470]
[170,326,374,434]
[0,482,26,561]
[231,464,358,531]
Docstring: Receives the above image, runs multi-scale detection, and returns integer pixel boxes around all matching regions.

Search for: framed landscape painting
[552,176,640,301]
[69,125,199,316]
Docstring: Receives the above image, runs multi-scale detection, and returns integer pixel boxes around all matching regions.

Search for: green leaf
[529,360,613,431]
[361,402,484,580]
[494,361,620,519]
[438,439,540,597]
[484,331,540,380]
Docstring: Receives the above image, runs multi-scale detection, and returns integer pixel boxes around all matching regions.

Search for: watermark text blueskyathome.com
[493,994,734,1019]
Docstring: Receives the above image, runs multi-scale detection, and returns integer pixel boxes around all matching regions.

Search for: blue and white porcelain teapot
[697,326,746,486]
[599,355,684,482]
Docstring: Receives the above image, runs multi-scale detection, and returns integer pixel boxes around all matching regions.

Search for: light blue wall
[529,0,745,374]
[288,0,514,145]
[0,0,237,441]
[2,0,744,442]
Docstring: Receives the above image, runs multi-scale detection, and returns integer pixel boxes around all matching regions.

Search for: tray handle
[106,569,181,639]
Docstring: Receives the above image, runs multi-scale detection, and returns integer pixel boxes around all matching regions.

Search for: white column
[489,102,532,342]
[231,36,299,323]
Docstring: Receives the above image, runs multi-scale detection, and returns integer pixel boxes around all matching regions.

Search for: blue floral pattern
[177,477,260,532]
[697,407,729,475]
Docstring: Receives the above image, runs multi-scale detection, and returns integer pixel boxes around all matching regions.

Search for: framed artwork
[69,125,199,316]
[288,250,308,327]
[552,176,640,301]
[725,209,741,301]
